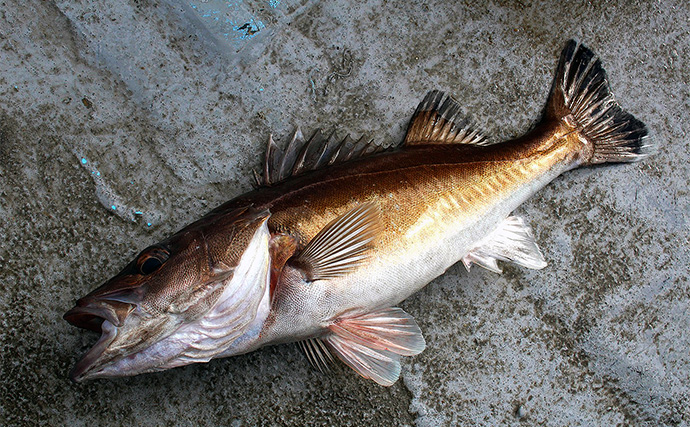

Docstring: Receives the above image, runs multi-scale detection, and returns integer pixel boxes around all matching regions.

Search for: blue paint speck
[134,211,143,215]
[96,171,100,176]
[81,158,87,164]
[259,87,264,92]
[111,205,117,210]
[268,0,280,8]
[147,222,152,227]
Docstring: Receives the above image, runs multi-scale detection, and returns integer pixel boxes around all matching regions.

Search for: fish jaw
[67,316,118,381]
[65,295,189,381]
[65,211,273,381]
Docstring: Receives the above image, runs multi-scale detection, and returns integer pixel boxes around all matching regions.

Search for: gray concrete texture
[0,0,688,425]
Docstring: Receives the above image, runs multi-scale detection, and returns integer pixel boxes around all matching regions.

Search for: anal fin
[462,216,547,273]
[322,307,426,386]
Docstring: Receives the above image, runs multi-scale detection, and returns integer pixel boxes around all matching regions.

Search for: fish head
[64,206,273,382]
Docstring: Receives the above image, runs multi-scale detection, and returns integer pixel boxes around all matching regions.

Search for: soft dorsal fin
[322,307,426,386]
[462,216,547,273]
[404,90,489,146]
[259,129,390,186]
[294,203,382,281]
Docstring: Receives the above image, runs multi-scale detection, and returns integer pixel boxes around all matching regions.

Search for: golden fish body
[65,41,650,385]
[250,123,574,344]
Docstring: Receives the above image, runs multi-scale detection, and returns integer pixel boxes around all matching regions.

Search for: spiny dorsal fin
[404,90,489,146]
[294,202,382,281]
[323,307,426,386]
[261,129,389,187]
[462,216,547,273]
[264,129,305,185]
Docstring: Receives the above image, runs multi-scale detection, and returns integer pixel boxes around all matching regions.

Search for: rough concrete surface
[0,0,688,425]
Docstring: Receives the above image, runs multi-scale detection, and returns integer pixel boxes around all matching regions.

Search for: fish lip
[64,297,134,331]
[69,319,118,382]
[64,304,116,332]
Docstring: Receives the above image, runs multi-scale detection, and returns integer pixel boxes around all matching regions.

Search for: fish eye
[140,257,163,275]
[137,247,169,275]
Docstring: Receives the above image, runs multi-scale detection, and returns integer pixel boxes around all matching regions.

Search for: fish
[64,40,651,386]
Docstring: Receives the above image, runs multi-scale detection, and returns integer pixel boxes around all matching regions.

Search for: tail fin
[545,40,652,164]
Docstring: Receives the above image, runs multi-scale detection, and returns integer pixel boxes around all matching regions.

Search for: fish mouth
[64,299,134,382]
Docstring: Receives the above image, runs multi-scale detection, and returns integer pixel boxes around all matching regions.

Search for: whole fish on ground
[65,41,651,385]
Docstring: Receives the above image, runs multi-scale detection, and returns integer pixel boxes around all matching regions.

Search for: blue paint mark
[96,171,100,176]
[147,222,152,227]
[189,0,268,45]
[232,18,265,41]
[259,87,264,92]
[111,205,117,211]
[81,157,87,164]
[134,211,143,215]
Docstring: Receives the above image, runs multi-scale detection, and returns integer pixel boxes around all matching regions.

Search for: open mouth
[63,299,133,382]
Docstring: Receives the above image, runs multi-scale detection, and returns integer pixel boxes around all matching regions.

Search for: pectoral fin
[294,203,382,281]
[321,307,426,386]
[462,216,547,273]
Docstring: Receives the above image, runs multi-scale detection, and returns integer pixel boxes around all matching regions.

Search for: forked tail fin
[545,40,652,164]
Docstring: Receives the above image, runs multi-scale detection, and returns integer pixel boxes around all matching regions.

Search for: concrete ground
[1,0,688,425]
